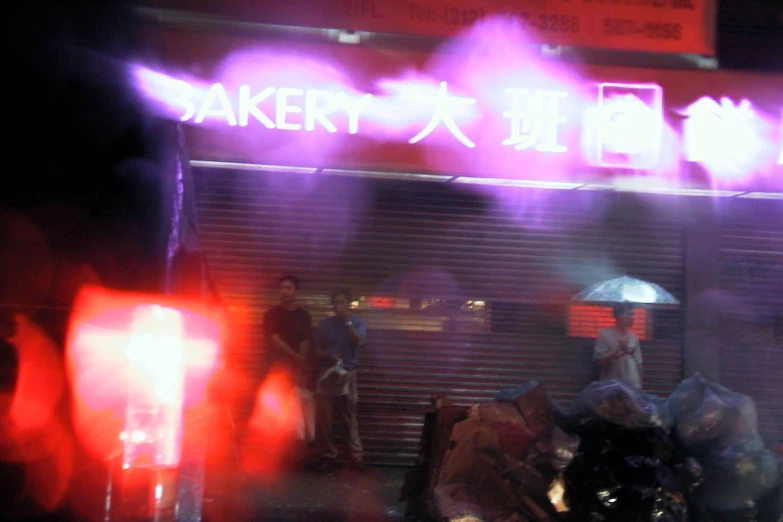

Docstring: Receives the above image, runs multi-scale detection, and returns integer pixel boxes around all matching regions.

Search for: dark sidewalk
[206,466,409,522]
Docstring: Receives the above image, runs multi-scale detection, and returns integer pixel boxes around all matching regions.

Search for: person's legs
[336,370,363,464]
[313,392,339,462]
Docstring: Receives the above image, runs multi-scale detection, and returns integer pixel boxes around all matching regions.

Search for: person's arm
[633,338,643,385]
[298,313,312,360]
[271,334,304,365]
[594,333,626,367]
[346,318,366,346]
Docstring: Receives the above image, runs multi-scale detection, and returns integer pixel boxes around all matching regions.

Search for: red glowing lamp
[66,286,223,469]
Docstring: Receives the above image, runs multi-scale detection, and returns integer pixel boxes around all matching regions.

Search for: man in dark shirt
[262,275,312,384]
[311,287,367,471]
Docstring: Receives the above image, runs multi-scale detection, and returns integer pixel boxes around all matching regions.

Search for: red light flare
[65,286,224,463]
[0,314,74,512]
[240,365,302,481]
[1,314,65,456]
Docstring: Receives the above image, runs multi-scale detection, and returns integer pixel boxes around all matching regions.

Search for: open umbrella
[572,276,680,305]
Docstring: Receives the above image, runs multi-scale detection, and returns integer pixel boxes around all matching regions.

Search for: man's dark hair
[331,286,352,303]
[612,301,634,318]
[278,275,300,290]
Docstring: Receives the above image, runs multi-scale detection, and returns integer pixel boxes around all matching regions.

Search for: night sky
[6,0,172,294]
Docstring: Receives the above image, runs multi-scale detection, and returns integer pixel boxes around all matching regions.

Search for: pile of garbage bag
[565,380,674,430]
[433,381,580,521]
[419,377,782,522]
[668,376,781,521]
[562,380,699,521]
[561,377,781,521]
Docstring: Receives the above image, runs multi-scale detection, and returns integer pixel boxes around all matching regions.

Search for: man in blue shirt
[311,287,367,471]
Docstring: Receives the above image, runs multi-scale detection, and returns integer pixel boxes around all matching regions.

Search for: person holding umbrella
[593,302,643,388]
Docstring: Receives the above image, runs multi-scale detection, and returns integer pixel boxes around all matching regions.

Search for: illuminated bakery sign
[135,30,783,188]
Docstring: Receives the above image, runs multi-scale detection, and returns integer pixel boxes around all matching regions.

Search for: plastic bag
[667,376,758,449]
[294,387,315,442]
[691,433,780,513]
[496,381,541,402]
[567,380,673,430]
[525,425,580,476]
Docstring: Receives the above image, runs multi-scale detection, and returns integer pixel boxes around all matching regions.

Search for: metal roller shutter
[193,167,685,466]
[719,201,783,443]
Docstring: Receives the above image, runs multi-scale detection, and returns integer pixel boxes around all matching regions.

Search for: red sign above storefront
[147,0,716,56]
[137,30,782,191]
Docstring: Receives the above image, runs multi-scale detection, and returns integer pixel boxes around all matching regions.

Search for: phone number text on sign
[406,4,582,33]
[602,19,683,40]
[344,0,714,54]
[404,2,689,40]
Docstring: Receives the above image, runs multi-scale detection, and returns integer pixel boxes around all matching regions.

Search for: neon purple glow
[502,89,568,153]
[134,66,199,122]
[413,15,587,186]
[132,15,782,190]
[409,81,476,148]
[680,97,773,179]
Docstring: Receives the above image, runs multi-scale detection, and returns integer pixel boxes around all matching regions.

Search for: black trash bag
[620,455,668,490]
[673,457,704,494]
[563,470,690,521]
[667,376,758,450]
[754,478,782,522]
[562,417,695,522]
[566,380,673,430]
[562,459,662,522]
[569,418,684,467]
[652,489,690,522]
[692,433,780,515]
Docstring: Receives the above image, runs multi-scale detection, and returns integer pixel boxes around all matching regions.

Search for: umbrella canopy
[572,276,680,306]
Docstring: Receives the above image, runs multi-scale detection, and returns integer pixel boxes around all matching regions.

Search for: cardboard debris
[433,484,483,521]
[497,382,558,434]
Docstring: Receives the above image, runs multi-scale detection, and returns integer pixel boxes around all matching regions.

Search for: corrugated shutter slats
[193,168,685,465]
[719,215,783,442]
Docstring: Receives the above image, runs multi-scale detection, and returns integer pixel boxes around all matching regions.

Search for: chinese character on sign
[503,89,568,153]
[409,81,476,148]
[680,97,763,172]
[592,83,663,170]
